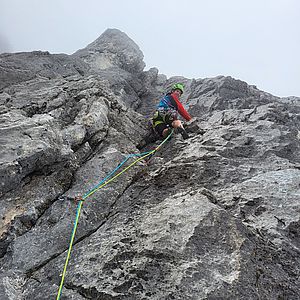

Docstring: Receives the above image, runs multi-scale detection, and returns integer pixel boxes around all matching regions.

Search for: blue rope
[82,151,152,199]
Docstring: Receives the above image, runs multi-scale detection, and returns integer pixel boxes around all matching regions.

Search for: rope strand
[56,130,173,300]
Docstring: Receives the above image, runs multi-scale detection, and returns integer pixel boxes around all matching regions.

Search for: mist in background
[0,0,299,97]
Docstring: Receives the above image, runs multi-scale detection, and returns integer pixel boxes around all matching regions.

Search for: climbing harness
[56,130,173,300]
[152,109,177,127]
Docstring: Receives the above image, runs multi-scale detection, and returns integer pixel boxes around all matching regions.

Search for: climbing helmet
[172,83,184,94]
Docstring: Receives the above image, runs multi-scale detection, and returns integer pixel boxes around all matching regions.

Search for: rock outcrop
[73,28,145,74]
[0,28,299,300]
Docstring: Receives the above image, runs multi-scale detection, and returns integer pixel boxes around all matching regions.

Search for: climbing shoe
[181,130,189,140]
[137,131,158,150]
[176,127,189,140]
[144,132,158,144]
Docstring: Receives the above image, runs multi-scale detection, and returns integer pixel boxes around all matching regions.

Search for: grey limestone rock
[0,51,89,90]
[73,28,145,74]
[0,28,299,300]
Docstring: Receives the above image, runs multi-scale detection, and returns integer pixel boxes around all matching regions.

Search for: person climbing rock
[137,83,192,150]
[152,83,191,140]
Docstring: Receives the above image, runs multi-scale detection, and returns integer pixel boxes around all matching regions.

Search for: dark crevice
[24,204,117,278]
[65,282,118,300]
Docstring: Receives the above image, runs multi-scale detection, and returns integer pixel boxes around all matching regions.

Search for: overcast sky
[1,0,299,97]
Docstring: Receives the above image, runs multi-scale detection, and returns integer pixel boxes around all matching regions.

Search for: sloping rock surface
[0,29,299,300]
[0,51,89,90]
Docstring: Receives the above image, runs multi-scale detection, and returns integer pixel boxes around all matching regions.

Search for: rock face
[73,28,145,74]
[0,28,300,300]
[0,51,89,90]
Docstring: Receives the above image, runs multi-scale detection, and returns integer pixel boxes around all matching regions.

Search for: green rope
[56,130,173,300]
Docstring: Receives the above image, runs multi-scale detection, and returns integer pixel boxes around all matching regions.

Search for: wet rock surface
[0,29,299,299]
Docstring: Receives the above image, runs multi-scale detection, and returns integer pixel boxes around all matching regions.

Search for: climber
[137,83,192,150]
[152,83,191,139]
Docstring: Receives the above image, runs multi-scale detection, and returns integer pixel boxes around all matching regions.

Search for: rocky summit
[0,28,299,300]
